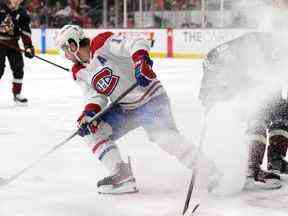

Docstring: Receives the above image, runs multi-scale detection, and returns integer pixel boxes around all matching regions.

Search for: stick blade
[183,203,200,216]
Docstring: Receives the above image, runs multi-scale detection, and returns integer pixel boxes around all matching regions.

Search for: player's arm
[19,8,34,58]
[199,42,233,110]
[72,64,110,137]
[107,34,157,87]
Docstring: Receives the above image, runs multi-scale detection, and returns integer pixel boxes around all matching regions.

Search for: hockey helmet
[55,25,86,53]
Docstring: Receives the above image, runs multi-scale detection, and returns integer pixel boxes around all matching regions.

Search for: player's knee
[151,129,193,154]
[148,128,178,144]
[12,69,24,80]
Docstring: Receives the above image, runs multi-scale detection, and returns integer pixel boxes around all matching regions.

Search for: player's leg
[88,107,138,194]
[139,94,220,190]
[138,95,194,166]
[245,121,281,190]
[267,120,288,174]
[0,46,6,80]
[6,47,27,104]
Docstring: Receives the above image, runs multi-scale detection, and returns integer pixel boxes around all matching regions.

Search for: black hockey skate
[268,156,288,175]
[13,93,28,105]
[245,167,281,190]
[267,135,288,175]
[97,161,138,195]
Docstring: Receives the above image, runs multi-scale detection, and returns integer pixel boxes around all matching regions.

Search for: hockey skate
[97,161,138,195]
[13,93,28,105]
[267,136,288,175]
[244,167,281,190]
[267,156,288,175]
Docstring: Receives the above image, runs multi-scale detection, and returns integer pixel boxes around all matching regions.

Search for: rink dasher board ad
[30,28,253,59]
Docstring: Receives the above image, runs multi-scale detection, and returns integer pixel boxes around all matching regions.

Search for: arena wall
[32,28,252,58]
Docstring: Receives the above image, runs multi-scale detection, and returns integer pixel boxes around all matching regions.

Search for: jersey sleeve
[199,39,240,110]
[106,34,151,59]
[19,8,32,47]
[85,92,109,111]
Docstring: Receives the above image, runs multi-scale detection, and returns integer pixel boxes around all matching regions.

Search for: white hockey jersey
[72,32,165,110]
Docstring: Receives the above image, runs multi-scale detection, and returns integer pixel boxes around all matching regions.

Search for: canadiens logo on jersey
[91,67,119,96]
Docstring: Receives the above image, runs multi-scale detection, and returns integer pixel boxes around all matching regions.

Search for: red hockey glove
[132,50,156,87]
[77,103,101,137]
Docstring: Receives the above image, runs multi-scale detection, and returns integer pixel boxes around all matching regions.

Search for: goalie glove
[77,103,101,137]
[132,50,156,87]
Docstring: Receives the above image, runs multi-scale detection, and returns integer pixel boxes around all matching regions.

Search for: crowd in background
[24,0,287,29]
[25,0,204,28]
[26,0,97,28]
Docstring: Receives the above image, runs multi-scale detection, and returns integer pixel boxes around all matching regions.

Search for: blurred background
[24,0,288,29]
[24,0,288,56]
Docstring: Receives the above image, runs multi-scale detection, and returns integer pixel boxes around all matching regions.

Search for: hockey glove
[132,50,156,87]
[77,103,101,137]
[24,46,35,59]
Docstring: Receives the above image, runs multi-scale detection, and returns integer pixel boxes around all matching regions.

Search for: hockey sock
[248,139,266,174]
[93,140,123,174]
[12,80,22,95]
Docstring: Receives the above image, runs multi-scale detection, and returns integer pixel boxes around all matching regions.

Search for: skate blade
[97,181,138,195]
[244,178,282,190]
[182,203,200,216]
[269,169,288,176]
[14,101,28,107]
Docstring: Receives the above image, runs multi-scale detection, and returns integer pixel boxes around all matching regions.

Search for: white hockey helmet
[55,25,86,53]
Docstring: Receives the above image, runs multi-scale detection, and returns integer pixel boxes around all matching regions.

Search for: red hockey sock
[12,82,22,95]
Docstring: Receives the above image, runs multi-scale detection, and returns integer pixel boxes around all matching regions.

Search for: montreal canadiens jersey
[72,32,165,110]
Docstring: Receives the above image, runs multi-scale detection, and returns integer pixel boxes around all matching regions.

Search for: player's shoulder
[90,32,114,54]
[18,5,29,15]
[72,63,86,80]
[16,6,31,21]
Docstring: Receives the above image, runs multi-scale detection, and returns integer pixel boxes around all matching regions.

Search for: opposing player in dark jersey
[246,90,288,188]
[199,32,288,190]
[0,0,34,104]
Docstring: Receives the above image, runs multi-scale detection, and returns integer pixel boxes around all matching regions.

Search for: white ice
[0,56,287,216]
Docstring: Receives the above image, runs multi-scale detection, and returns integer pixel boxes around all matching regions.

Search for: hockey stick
[0,82,138,186]
[182,202,200,216]
[182,108,209,215]
[33,55,69,71]
[0,40,69,71]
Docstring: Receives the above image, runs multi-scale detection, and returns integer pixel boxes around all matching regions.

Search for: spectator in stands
[74,4,93,28]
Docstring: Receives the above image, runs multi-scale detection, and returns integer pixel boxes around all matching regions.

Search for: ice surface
[0,56,287,216]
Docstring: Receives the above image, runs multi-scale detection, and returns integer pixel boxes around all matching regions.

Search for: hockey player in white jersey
[55,25,218,194]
